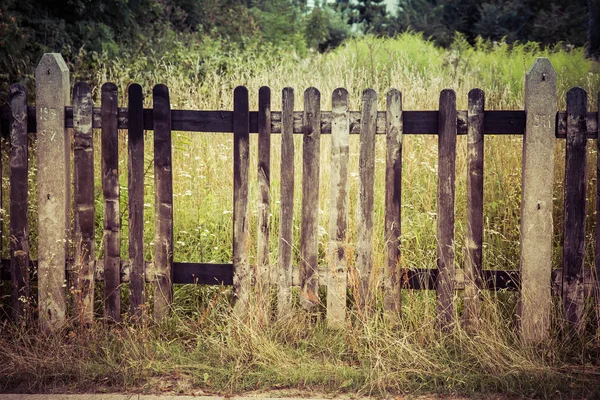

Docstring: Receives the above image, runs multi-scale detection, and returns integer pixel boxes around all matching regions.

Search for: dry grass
[1,290,599,398]
[1,33,600,398]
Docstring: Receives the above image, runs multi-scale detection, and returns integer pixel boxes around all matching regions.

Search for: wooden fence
[0,54,599,342]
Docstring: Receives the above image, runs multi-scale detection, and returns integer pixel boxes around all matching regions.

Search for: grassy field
[1,33,600,398]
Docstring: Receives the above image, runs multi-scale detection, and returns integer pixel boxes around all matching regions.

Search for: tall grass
[1,33,600,397]
[90,33,599,275]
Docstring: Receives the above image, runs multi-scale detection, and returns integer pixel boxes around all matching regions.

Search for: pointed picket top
[36,53,69,76]
[526,57,556,79]
[525,58,556,107]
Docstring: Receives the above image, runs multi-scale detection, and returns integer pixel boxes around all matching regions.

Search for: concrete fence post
[35,53,71,331]
[519,57,557,343]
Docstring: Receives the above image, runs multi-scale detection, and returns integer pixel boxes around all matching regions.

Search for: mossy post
[36,54,71,332]
[519,58,556,343]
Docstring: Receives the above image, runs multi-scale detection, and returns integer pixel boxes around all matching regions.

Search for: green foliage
[393,0,593,51]
[474,1,532,43]
[249,0,307,54]
[304,4,351,51]
[395,0,451,45]
[1,0,597,100]
[351,0,391,34]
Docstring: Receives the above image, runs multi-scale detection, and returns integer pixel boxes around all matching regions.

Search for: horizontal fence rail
[0,54,599,344]
[0,260,595,295]
[1,107,599,138]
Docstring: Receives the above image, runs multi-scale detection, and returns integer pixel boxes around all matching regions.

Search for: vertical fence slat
[436,89,457,331]
[9,83,29,321]
[463,88,485,330]
[596,90,600,334]
[128,83,145,320]
[72,82,95,325]
[383,89,402,314]
[520,58,557,343]
[300,87,321,310]
[101,83,121,322]
[233,86,250,316]
[153,84,174,321]
[562,87,588,328]
[327,88,349,328]
[36,54,70,331]
[278,87,294,318]
[257,86,271,308]
[356,88,377,312]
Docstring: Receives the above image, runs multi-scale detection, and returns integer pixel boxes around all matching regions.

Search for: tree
[588,0,600,59]
[352,0,392,34]
[473,1,532,43]
[249,0,306,53]
[395,0,451,45]
[305,4,351,51]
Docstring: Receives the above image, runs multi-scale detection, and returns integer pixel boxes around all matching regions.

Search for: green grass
[1,33,600,398]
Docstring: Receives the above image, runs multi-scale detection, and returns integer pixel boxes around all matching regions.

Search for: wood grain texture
[463,88,485,331]
[300,87,321,310]
[436,89,457,332]
[101,83,121,322]
[355,89,377,313]
[519,58,557,343]
[562,87,587,329]
[128,83,145,320]
[233,86,250,316]
[5,105,600,138]
[0,257,541,293]
[0,91,3,318]
[9,83,30,322]
[72,82,95,325]
[257,86,272,310]
[383,89,402,314]
[596,91,600,334]
[278,87,295,318]
[35,53,70,332]
[153,84,174,321]
[327,88,350,328]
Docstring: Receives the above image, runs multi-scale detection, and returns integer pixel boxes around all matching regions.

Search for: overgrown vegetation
[1,289,600,397]
[1,0,600,396]
[0,32,599,397]
[1,0,599,100]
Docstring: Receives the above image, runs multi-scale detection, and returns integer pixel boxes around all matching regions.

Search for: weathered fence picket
[9,83,29,321]
[153,84,174,321]
[257,86,271,311]
[35,53,70,332]
[101,83,121,322]
[597,91,600,332]
[233,86,250,316]
[278,87,295,318]
[300,87,321,310]
[128,83,145,320]
[0,54,599,340]
[73,82,95,325]
[463,88,485,330]
[383,89,402,314]
[520,58,557,343]
[436,89,457,332]
[356,89,377,313]
[562,87,588,328]
[327,88,350,328]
